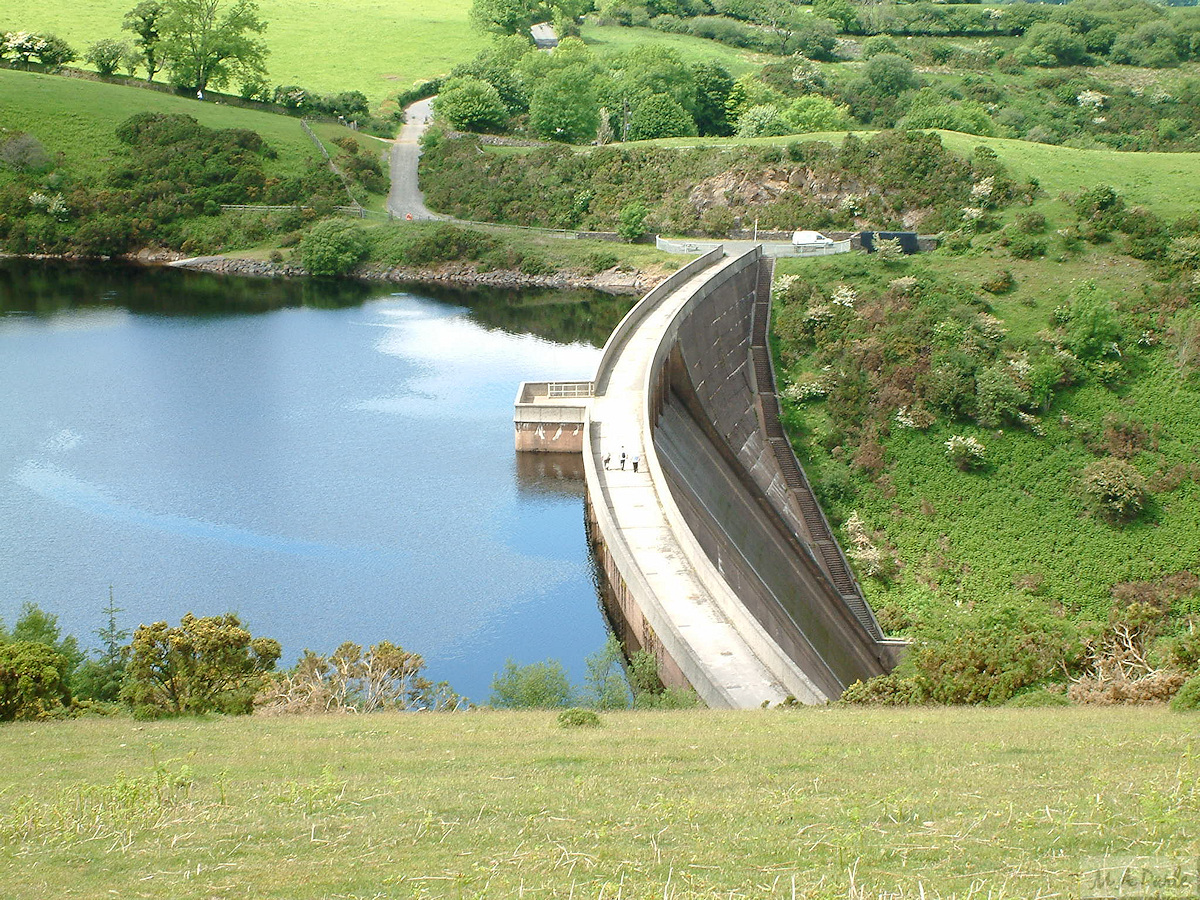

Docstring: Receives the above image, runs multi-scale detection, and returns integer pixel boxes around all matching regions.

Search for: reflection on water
[515,452,587,500]
[0,259,630,701]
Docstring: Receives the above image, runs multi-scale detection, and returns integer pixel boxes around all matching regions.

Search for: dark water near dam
[0,259,632,702]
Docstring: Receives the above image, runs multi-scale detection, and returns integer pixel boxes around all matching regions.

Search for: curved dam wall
[644,249,898,699]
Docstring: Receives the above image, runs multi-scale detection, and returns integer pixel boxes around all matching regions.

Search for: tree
[584,636,632,709]
[692,61,734,137]
[865,52,917,96]
[0,642,70,721]
[73,589,130,702]
[625,93,697,141]
[785,94,847,133]
[529,67,600,143]
[435,76,509,132]
[298,219,368,276]
[37,34,77,69]
[255,641,462,714]
[617,202,649,242]
[122,612,281,716]
[736,103,789,138]
[160,0,268,93]
[4,603,85,686]
[86,38,130,77]
[470,0,592,36]
[123,0,165,81]
[489,659,574,707]
[1015,23,1090,67]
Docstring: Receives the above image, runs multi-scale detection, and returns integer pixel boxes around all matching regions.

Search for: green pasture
[580,23,774,77]
[1,0,487,107]
[0,68,326,178]
[0,707,1196,899]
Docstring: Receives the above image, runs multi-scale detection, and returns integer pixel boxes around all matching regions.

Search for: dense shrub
[840,673,924,705]
[122,613,280,718]
[489,659,575,708]
[1172,675,1200,711]
[557,707,602,727]
[299,219,368,276]
[1082,458,1149,522]
[0,642,71,721]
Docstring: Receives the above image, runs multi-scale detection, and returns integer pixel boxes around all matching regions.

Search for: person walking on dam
[619,447,626,470]
[632,451,640,473]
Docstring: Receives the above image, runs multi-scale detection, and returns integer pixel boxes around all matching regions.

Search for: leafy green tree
[160,0,268,92]
[605,45,697,119]
[784,94,846,133]
[584,636,632,709]
[73,590,130,702]
[865,53,917,96]
[736,103,789,137]
[85,38,130,77]
[692,61,734,137]
[529,67,599,143]
[617,202,649,241]
[1015,23,1090,67]
[489,659,575,708]
[123,0,165,81]
[792,17,839,61]
[0,642,71,721]
[812,0,858,33]
[626,93,696,141]
[450,37,534,115]
[435,76,509,132]
[299,219,368,277]
[470,0,592,36]
[122,612,281,716]
[4,603,85,686]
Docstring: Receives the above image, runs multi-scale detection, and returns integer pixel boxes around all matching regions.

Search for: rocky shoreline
[2,250,667,296]
[165,254,665,296]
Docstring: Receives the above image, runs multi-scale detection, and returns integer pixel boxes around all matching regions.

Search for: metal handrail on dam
[581,246,901,708]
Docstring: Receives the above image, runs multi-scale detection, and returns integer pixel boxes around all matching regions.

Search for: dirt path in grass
[387,97,442,221]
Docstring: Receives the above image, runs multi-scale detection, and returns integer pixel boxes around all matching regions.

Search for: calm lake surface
[0,260,632,701]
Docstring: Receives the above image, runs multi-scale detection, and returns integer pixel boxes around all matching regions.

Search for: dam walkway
[571,246,901,709]
[584,254,811,708]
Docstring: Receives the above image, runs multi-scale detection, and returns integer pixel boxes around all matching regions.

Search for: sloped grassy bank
[772,180,1200,707]
[1,707,1196,899]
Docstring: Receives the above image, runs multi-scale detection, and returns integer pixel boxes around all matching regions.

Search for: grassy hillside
[1,707,1197,898]
[1,0,488,106]
[0,68,324,179]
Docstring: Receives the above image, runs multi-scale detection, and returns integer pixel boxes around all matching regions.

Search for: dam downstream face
[0,260,624,702]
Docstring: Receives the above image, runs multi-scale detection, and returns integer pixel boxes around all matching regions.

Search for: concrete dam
[516,246,903,707]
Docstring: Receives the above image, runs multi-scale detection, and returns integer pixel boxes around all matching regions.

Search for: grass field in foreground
[1,0,488,107]
[0,708,1196,899]
[0,68,327,179]
[634,130,1200,220]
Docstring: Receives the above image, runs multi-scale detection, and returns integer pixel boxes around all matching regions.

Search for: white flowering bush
[1077,90,1108,110]
[785,371,831,402]
[29,191,69,221]
[970,176,995,202]
[945,434,986,470]
[844,512,895,580]
[4,32,48,64]
[831,284,857,308]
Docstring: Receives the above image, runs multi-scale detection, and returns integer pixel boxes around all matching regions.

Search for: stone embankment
[163,255,665,295]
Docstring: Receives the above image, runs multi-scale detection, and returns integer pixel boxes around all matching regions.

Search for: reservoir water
[0,260,633,702]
